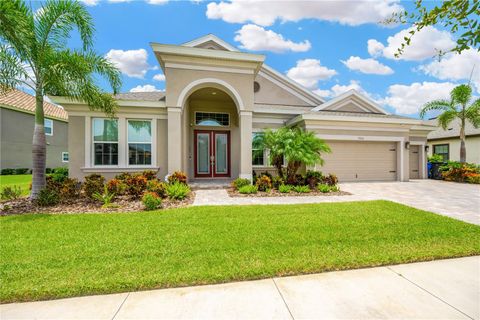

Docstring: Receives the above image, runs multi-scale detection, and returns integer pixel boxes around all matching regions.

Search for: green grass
[0,174,32,196]
[1,200,479,303]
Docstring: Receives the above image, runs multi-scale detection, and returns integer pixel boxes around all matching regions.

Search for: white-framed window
[127,119,152,166]
[252,132,268,166]
[62,152,69,163]
[92,118,118,166]
[195,112,230,127]
[44,119,53,136]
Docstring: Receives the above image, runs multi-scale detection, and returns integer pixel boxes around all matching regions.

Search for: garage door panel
[320,141,397,182]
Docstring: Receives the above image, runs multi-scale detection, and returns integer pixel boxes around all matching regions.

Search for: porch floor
[189,179,233,190]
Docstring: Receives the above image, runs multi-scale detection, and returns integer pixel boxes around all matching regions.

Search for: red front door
[194,130,230,178]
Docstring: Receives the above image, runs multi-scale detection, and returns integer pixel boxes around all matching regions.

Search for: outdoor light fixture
[405,141,410,149]
[425,145,429,152]
[211,91,217,95]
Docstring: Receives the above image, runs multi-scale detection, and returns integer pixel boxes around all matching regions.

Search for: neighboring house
[0,89,69,170]
[51,34,436,182]
[427,118,480,164]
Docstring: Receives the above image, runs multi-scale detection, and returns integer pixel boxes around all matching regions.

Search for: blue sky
[63,0,479,118]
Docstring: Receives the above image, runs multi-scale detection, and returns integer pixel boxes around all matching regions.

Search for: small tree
[0,0,122,198]
[420,84,480,163]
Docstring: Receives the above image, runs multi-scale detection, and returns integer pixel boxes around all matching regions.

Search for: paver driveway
[193,180,480,225]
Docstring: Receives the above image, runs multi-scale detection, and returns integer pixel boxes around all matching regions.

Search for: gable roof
[311,89,388,115]
[428,118,480,140]
[0,89,68,121]
[180,34,324,105]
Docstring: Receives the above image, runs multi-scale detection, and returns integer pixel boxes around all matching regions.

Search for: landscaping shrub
[125,174,148,199]
[271,176,284,189]
[0,186,22,200]
[83,174,105,199]
[166,182,191,200]
[92,186,116,207]
[287,173,305,186]
[278,184,293,193]
[330,185,340,192]
[146,180,167,198]
[255,175,272,191]
[14,168,29,175]
[45,168,53,174]
[232,178,250,190]
[115,172,132,182]
[239,185,258,194]
[36,189,60,206]
[45,175,62,193]
[106,178,127,195]
[142,170,158,181]
[466,173,480,184]
[440,161,480,183]
[167,171,188,185]
[305,170,323,189]
[51,167,69,183]
[1,169,15,175]
[322,174,338,186]
[428,154,444,163]
[59,178,81,199]
[317,184,331,193]
[293,185,310,193]
[142,192,162,210]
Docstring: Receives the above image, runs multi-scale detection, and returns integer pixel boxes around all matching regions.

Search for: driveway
[193,180,480,225]
[1,256,478,319]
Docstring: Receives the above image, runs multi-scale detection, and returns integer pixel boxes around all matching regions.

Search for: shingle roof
[428,118,480,140]
[308,110,413,119]
[114,91,166,101]
[0,89,68,121]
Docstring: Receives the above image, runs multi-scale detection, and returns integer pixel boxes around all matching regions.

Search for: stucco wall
[0,108,68,170]
[428,136,480,164]
[253,74,310,107]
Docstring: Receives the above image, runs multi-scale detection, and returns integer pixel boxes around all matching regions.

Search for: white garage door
[319,141,398,182]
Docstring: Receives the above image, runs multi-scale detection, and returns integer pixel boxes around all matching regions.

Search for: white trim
[306,125,409,132]
[410,141,427,179]
[62,152,69,163]
[181,34,240,52]
[176,78,245,111]
[48,96,165,108]
[44,118,53,136]
[311,89,388,114]
[260,64,325,104]
[165,62,253,75]
[258,70,319,106]
[290,113,423,126]
[81,167,160,173]
[318,134,405,142]
[68,111,167,119]
[330,99,371,113]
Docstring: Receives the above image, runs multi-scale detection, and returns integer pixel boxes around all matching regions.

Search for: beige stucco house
[427,118,480,164]
[51,34,436,183]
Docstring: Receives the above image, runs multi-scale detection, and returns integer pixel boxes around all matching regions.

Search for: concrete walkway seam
[111,292,130,320]
[272,278,295,320]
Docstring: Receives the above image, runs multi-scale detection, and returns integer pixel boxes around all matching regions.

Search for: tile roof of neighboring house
[428,118,480,140]
[114,91,166,101]
[0,89,68,121]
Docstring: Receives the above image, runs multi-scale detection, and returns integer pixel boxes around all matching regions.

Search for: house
[427,118,480,164]
[0,89,69,170]
[51,34,436,182]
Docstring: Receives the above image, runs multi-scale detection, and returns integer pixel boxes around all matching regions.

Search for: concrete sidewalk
[1,256,478,319]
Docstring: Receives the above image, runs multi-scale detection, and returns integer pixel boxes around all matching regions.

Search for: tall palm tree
[0,0,122,198]
[420,84,480,163]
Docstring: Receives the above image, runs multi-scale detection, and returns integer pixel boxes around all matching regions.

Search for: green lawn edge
[1,200,479,303]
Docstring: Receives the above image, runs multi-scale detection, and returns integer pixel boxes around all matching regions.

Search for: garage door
[409,145,420,179]
[319,141,397,182]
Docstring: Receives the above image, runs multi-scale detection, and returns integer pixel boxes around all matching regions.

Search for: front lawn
[0,174,32,196]
[1,200,479,303]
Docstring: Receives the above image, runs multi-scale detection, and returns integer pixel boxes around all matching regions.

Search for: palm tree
[0,0,122,198]
[420,84,480,163]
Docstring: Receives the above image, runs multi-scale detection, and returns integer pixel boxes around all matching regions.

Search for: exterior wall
[427,136,480,164]
[68,116,85,179]
[0,108,68,170]
[253,74,310,107]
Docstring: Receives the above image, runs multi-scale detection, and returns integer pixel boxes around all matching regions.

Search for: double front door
[194,130,230,178]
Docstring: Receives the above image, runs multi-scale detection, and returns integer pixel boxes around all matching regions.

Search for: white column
[239,110,253,180]
[167,106,182,174]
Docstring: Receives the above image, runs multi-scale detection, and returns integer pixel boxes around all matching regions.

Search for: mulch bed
[227,188,351,197]
[0,192,195,215]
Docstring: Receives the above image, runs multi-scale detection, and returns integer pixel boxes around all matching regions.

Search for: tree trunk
[272,154,284,178]
[30,90,46,199]
[286,160,301,185]
[460,118,466,163]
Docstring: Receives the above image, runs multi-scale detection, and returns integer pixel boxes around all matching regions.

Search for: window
[252,132,266,166]
[195,112,229,127]
[44,119,53,136]
[128,120,152,165]
[62,152,69,163]
[433,144,449,162]
[93,118,118,165]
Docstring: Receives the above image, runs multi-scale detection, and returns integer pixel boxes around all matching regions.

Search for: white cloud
[108,0,131,2]
[419,49,480,92]
[130,84,161,92]
[206,0,403,26]
[234,24,311,53]
[286,59,337,90]
[147,0,169,4]
[105,49,149,78]
[382,81,456,114]
[153,73,165,81]
[342,56,393,75]
[79,0,99,5]
[314,80,372,99]
[371,26,456,61]
[367,39,384,57]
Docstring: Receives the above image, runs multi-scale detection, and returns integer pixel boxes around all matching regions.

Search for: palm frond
[437,110,457,130]
[419,99,453,118]
[0,44,33,92]
[465,98,480,128]
[450,84,473,107]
